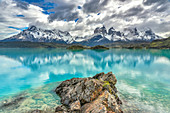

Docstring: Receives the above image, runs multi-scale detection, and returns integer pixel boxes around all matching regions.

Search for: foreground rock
[55,72,123,113]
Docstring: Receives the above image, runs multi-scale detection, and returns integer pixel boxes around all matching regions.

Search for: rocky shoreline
[0,72,123,113]
[54,72,123,113]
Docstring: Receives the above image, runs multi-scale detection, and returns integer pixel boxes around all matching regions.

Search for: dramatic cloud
[143,0,167,6]
[16,1,29,10]
[48,4,78,22]
[83,0,109,13]
[124,5,144,17]
[0,0,169,39]
[0,0,48,39]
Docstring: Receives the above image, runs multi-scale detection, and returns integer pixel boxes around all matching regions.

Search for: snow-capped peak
[94,25,107,36]
[2,25,163,45]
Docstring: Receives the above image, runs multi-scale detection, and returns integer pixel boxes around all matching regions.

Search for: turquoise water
[0,48,170,112]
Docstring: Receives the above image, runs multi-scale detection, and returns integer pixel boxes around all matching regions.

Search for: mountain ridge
[1,25,163,46]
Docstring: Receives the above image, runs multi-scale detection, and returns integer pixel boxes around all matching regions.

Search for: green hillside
[0,41,68,48]
[149,37,170,49]
[105,37,170,49]
[0,37,169,49]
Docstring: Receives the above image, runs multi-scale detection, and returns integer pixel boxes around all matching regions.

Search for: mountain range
[1,25,162,46]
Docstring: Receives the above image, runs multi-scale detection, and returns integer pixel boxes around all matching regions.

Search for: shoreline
[0,72,123,113]
[0,37,169,49]
[0,70,169,113]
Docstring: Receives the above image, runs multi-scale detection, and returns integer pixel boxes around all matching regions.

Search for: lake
[0,48,170,113]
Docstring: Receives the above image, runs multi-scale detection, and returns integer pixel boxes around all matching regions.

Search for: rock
[0,96,26,109]
[55,78,103,106]
[81,91,122,113]
[55,105,68,112]
[31,109,43,113]
[30,109,55,113]
[70,100,81,111]
[55,72,123,113]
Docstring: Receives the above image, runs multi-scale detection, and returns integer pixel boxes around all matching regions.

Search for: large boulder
[55,72,123,113]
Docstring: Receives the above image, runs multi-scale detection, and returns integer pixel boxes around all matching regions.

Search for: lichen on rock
[55,72,123,113]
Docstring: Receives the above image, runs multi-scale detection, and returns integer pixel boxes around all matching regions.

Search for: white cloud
[0,0,170,39]
[0,0,48,39]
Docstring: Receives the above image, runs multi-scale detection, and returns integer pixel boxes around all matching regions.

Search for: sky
[0,0,170,39]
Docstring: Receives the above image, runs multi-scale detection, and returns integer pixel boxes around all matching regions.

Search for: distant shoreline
[0,37,169,49]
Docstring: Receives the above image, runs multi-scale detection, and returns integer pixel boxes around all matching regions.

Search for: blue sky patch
[16,15,25,17]
[41,2,57,11]
[78,6,82,9]
[42,10,55,15]
[16,0,57,11]
[20,0,44,4]
[75,18,79,22]
[8,26,28,31]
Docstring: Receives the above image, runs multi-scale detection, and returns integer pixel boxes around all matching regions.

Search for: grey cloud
[0,14,6,23]
[70,25,84,31]
[155,5,168,12]
[86,16,108,25]
[143,0,170,13]
[0,0,169,39]
[143,0,167,6]
[83,0,109,13]
[15,1,29,10]
[137,11,149,19]
[134,20,170,34]
[124,6,144,17]
[109,6,144,19]
[48,4,79,22]
[119,0,126,2]
[111,1,169,20]
[137,2,169,19]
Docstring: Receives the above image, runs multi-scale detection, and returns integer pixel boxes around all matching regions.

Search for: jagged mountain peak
[123,27,137,31]
[108,27,116,35]
[1,25,163,45]
[94,25,107,35]
[109,27,115,31]
[123,27,138,35]
[28,25,37,31]
[2,25,74,44]
[144,28,154,35]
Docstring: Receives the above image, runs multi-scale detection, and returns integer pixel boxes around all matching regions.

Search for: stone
[55,72,123,113]
[55,105,68,112]
[0,96,26,109]
[31,109,43,113]
[70,100,81,111]
[81,91,123,113]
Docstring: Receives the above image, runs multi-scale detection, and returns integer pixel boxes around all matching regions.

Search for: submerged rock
[55,72,123,113]
[0,96,26,110]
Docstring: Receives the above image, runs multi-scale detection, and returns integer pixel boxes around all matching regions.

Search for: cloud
[0,0,170,39]
[0,0,49,39]
[143,0,167,6]
[15,1,29,10]
[124,5,144,17]
[48,4,78,22]
[83,0,109,13]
